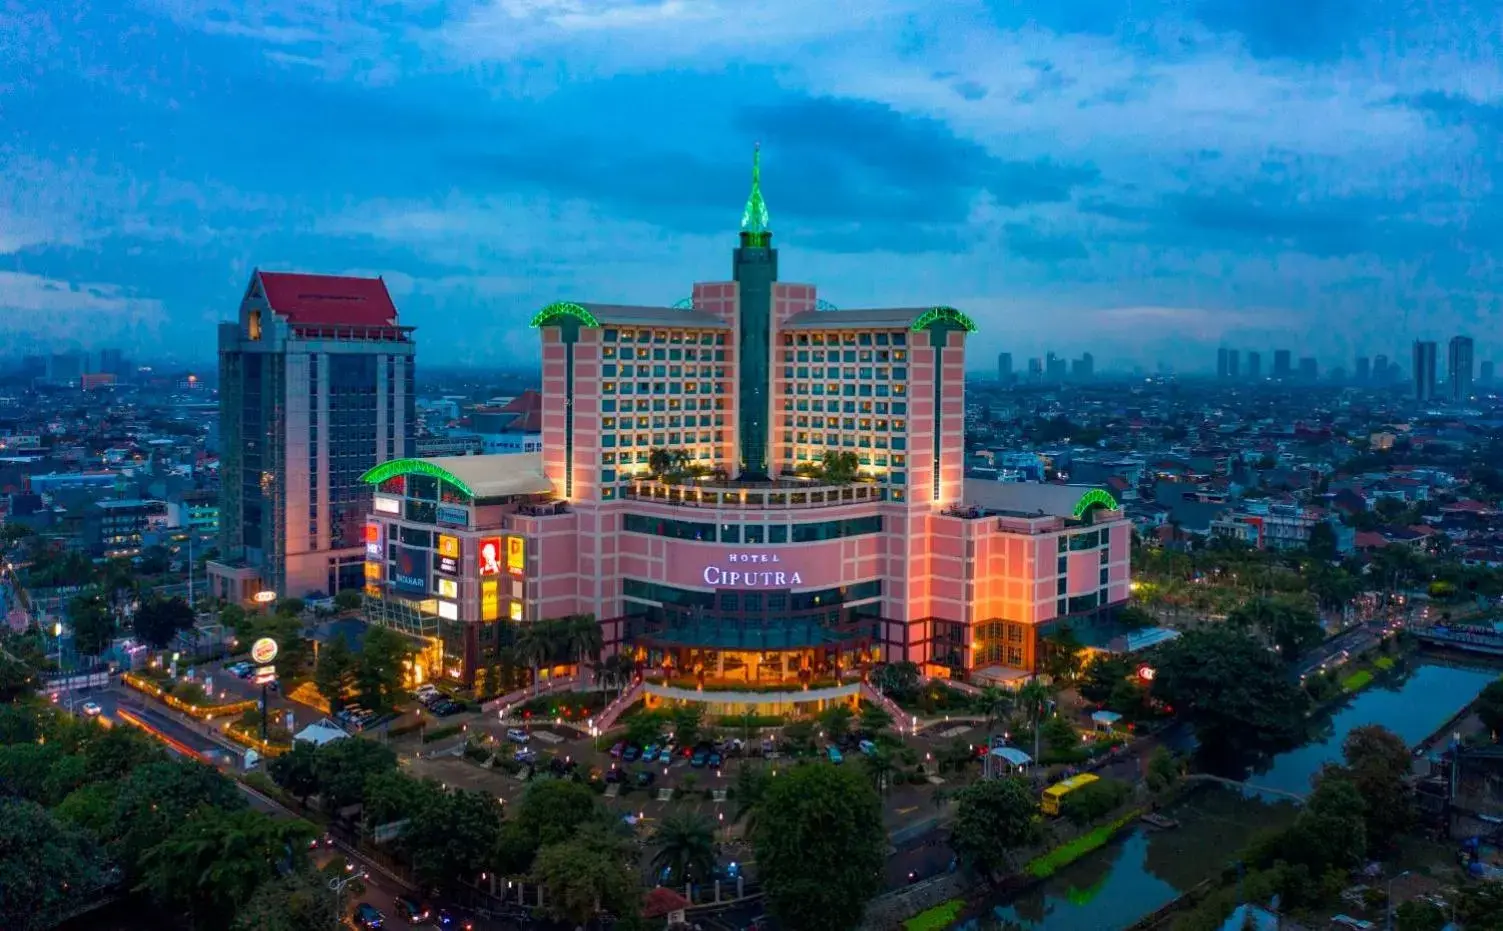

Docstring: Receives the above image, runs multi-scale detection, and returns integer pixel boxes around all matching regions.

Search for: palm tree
[514,623,550,695]
[862,748,896,795]
[648,447,673,478]
[1017,678,1051,764]
[670,448,692,473]
[977,686,1013,738]
[563,614,603,681]
[651,812,717,886]
[600,652,637,699]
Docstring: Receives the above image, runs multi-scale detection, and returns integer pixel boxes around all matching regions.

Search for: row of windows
[604,415,726,429]
[784,382,907,398]
[621,513,883,543]
[602,382,733,398]
[602,351,727,365]
[782,348,908,363]
[623,577,882,608]
[602,433,726,449]
[785,416,907,431]
[603,329,727,344]
[781,331,907,347]
[785,400,908,415]
[601,398,723,414]
[783,366,907,380]
[1059,528,1111,552]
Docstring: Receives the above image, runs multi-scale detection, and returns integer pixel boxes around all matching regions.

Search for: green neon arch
[360,459,474,497]
[1072,488,1120,519]
[910,306,978,333]
[529,301,600,328]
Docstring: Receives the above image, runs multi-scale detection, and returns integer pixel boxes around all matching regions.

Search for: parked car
[605,767,626,784]
[514,748,538,764]
[690,748,708,768]
[609,741,626,758]
[393,896,430,924]
[636,769,656,787]
[436,909,473,931]
[80,701,103,717]
[827,746,844,765]
[644,744,659,759]
[431,701,460,717]
[707,751,723,768]
[353,903,385,930]
[623,745,641,762]
[858,739,877,756]
[307,832,335,850]
[505,728,530,744]
[658,747,675,763]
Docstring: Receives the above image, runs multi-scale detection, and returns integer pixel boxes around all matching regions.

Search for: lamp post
[329,869,366,930]
[1386,870,1410,931]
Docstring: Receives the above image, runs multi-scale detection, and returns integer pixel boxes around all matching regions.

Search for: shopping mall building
[360,151,1130,708]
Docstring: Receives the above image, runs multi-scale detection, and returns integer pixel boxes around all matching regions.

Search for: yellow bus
[1041,773,1099,816]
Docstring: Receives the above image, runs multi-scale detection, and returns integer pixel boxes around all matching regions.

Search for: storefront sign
[393,547,428,594]
[436,505,469,527]
[437,600,458,621]
[478,538,502,576]
[365,522,384,559]
[506,537,526,575]
[250,637,279,665]
[480,579,499,620]
[373,495,401,515]
[436,535,460,575]
[436,577,458,599]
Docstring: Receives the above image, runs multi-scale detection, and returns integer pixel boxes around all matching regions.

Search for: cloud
[0,272,168,350]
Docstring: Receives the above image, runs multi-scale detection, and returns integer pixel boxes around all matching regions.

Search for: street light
[329,868,366,930]
[1386,870,1410,931]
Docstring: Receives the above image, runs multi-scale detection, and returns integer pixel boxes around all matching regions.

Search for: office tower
[1298,357,1317,381]
[97,348,125,376]
[1070,352,1094,380]
[1046,352,1067,382]
[1273,349,1292,378]
[1247,351,1261,380]
[380,146,1135,690]
[1027,357,1043,380]
[1374,354,1390,383]
[1216,347,1229,379]
[208,271,416,601]
[1413,340,1438,402]
[1355,356,1371,383]
[1482,360,1495,386]
[997,352,1012,383]
[1449,335,1474,401]
[45,351,89,385]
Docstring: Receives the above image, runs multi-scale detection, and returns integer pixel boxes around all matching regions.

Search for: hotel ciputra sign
[702,552,804,587]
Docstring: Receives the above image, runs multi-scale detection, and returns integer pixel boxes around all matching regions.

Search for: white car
[81,701,103,717]
[506,728,530,744]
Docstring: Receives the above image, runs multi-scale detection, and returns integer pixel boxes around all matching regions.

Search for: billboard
[436,505,469,527]
[436,534,460,575]
[478,538,502,576]
[364,522,384,560]
[507,536,526,575]
[392,547,428,595]
[481,579,499,621]
[436,577,458,599]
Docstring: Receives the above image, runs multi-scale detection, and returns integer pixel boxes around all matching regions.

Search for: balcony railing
[623,479,886,510]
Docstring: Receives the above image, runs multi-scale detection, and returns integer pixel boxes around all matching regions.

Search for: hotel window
[720,524,741,543]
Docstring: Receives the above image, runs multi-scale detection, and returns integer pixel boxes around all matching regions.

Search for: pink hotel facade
[361,154,1130,695]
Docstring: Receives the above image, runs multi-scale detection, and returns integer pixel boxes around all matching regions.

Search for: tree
[268,741,322,806]
[132,595,196,650]
[313,636,355,712]
[1145,748,1180,794]
[1079,654,1135,705]
[530,824,640,927]
[514,622,551,695]
[1117,604,1156,631]
[976,686,1013,737]
[949,777,1042,879]
[1151,627,1309,760]
[332,590,363,613]
[0,742,66,804]
[0,654,37,702]
[1307,522,1339,560]
[312,737,396,812]
[55,783,121,836]
[820,703,854,744]
[138,806,314,928]
[624,710,667,751]
[752,763,885,931]
[1016,678,1051,762]
[1059,777,1131,826]
[497,779,602,874]
[671,704,703,750]
[68,592,115,656]
[648,447,674,478]
[859,701,893,735]
[562,614,603,675]
[361,770,442,830]
[232,868,340,931]
[274,598,306,617]
[1455,881,1503,931]
[871,661,921,699]
[401,788,504,891]
[1476,679,1503,739]
[1040,627,1085,682]
[1228,597,1323,660]
[651,811,717,885]
[1272,773,1367,876]
[219,604,249,637]
[819,450,860,483]
[355,626,412,712]
[1336,725,1414,852]
[0,798,109,931]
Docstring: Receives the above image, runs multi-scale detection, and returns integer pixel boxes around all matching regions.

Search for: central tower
[733,144,778,480]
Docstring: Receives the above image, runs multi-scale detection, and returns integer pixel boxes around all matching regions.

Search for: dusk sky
[3,1,1500,372]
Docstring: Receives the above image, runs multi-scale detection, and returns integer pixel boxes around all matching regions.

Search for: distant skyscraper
[1413,340,1438,402]
[1217,347,1229,379]
[1298,357,1318,381]
[1374,354,1390,383]
[1448,335,1474,401]
[1355,356,1371,383]
[1273,349,1292,378]
[997,351,1013,383]
[1227,349,1240,379]
[208,270,416,602]
[1482,360,1495,386]
[1247,351,1262,380]
[1027,357,1043,381]
[97,348,124,375]
[1071,352,1094,380]
[1045,352,1067,382]
[45,351,89,386]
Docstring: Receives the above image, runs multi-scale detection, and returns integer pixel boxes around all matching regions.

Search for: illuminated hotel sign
[364,522,383,559]
[478,538,502,576]
[436,505,469,527]
[702,552,803,588]
[373,495,401,515]
[436,535,460,575]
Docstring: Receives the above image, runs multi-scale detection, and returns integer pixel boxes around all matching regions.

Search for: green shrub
[421,724,464,743]
[1060,776,1132,826]
[387,720,423,738]
[1340,670,1373,692]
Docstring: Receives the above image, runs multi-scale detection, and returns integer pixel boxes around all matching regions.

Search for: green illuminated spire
[740,143,771,244]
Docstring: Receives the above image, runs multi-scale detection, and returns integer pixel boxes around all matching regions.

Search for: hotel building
[209,271,416,602]
[360,151,1130,704]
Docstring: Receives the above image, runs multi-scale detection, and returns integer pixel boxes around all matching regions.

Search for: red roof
[1354,531,1389,549]
[642,887,690,918]
[257,271,398,327]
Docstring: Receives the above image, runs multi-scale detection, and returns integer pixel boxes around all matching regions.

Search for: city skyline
[3,1,1501,368]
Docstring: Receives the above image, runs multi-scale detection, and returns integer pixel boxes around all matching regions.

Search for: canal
[968,657,1502,931]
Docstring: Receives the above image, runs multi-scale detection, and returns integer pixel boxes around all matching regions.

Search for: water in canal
[969,657,1501,931]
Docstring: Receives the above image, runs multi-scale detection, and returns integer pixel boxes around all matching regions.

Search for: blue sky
[3,0,1500,372]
